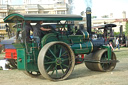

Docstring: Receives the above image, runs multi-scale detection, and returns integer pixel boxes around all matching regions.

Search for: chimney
[110,13,113,18]
[122,11,126,18]
[86,7,92,37]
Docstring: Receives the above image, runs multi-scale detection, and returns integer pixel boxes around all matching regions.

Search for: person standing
[115,37,120,50]
[5,24,11,38]
[109,42,114,50]
[25,20,33,42]
[33,21,51,44]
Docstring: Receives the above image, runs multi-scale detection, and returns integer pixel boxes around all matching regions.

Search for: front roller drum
[38,41,75,81]
[85,49,117,72]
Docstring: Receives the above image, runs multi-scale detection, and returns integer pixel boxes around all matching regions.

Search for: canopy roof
[92,24,117,29]
[3,13,83,23]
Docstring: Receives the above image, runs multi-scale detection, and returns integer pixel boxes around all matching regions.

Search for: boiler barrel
[71,41,93,54]
[69,31,89,40]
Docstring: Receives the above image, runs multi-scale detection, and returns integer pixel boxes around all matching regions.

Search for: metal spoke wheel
[85,49,117,71]
[8,59,17,68]
[38,41,75,81]
[23,71,41,77]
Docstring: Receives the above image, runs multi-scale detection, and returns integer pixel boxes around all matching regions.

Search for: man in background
[115,37,120,50]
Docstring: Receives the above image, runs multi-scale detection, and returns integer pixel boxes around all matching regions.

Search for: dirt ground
[0,48,128,85]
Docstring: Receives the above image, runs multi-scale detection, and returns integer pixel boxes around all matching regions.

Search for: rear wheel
[85,49,117,71]
[38,41,75,81]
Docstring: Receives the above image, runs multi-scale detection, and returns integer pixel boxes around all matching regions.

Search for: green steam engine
[3,7,117,81]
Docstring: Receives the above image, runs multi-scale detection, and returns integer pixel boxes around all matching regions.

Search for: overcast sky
[71,0,128,18]
[91,0,128,18]
[2,0,128,18]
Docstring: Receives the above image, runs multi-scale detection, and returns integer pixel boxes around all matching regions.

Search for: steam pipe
[86,7,92,38]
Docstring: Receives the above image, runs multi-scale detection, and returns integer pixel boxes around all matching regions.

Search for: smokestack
[122,11,126,18]
[86,7,92,37]
[120,25,123,36]
[110,13,113,18]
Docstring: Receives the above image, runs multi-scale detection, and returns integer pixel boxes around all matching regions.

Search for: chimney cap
[86,7,91,11]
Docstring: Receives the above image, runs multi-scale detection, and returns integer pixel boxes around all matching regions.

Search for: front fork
[102,45,112,60]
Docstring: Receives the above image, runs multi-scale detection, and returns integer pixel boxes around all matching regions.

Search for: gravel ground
[0,48,128,85]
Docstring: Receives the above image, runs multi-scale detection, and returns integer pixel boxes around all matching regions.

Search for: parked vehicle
[0,36,17,68]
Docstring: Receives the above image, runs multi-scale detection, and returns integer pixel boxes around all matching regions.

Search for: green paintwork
[17,49,26,70]
[71,41,93,54]
[17,28,21,31]
[25,42,39,71]
[41,33,58,47]
[13,42,39,71]
[41,33,93,54]
[73,48,89,54]
[101,45,112,60]
[4,13,24,23]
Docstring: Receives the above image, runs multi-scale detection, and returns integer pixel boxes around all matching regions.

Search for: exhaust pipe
[86,7,92,38]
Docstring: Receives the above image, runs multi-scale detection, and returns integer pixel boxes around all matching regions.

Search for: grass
[114,47,128,58]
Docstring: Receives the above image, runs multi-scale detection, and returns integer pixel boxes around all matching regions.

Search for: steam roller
[85,49,116,71]
[3,6,118,81]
